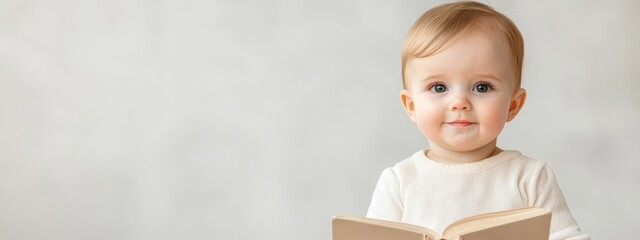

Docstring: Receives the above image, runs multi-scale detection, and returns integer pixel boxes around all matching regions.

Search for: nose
[449,92,471,111]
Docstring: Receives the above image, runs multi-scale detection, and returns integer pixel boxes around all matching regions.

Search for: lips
[446,120,476,127]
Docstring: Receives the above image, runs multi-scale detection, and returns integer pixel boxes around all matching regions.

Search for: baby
[366,1,590,239]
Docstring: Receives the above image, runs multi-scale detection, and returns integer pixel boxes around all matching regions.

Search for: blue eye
[431,84,447,93]
[474,83,492,93]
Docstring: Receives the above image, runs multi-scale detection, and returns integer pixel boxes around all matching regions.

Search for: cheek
[478,99,510,129]
[414,97,442,117]
[413,97,443,128]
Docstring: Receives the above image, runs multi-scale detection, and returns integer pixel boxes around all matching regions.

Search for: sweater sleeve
[533,164,591,240]
[365,168,403,221]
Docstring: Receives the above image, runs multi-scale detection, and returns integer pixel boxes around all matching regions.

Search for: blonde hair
[401,1,524,90]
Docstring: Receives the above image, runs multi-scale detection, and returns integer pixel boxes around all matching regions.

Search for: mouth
[446,120,476,127]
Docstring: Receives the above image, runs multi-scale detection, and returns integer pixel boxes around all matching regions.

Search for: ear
[400,89,417,122]
[506,88,527,122]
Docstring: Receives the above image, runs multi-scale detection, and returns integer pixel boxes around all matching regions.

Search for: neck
[426,141,501,164]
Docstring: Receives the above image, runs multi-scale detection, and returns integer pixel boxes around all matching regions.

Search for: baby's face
[402,29,522,156]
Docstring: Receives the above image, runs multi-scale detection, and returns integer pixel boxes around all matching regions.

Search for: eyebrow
[475,73,502,82]
[420,73,502,83]
[420,74,446,83]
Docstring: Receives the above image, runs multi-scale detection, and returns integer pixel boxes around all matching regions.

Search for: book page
[454,213,551,240]
[441,207,549,239]
[332,216,440,240]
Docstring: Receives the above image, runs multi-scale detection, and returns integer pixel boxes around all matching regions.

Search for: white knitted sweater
[366,150,590,240]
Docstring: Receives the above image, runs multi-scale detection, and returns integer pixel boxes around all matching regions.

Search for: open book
[332,207,551,240]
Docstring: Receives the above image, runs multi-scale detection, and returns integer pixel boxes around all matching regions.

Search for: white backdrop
[1,0,638,239]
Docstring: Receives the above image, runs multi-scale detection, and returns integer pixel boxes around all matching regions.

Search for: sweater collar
[413,149,521,174]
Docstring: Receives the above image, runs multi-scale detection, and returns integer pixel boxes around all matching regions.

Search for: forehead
[406,29,515,84]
